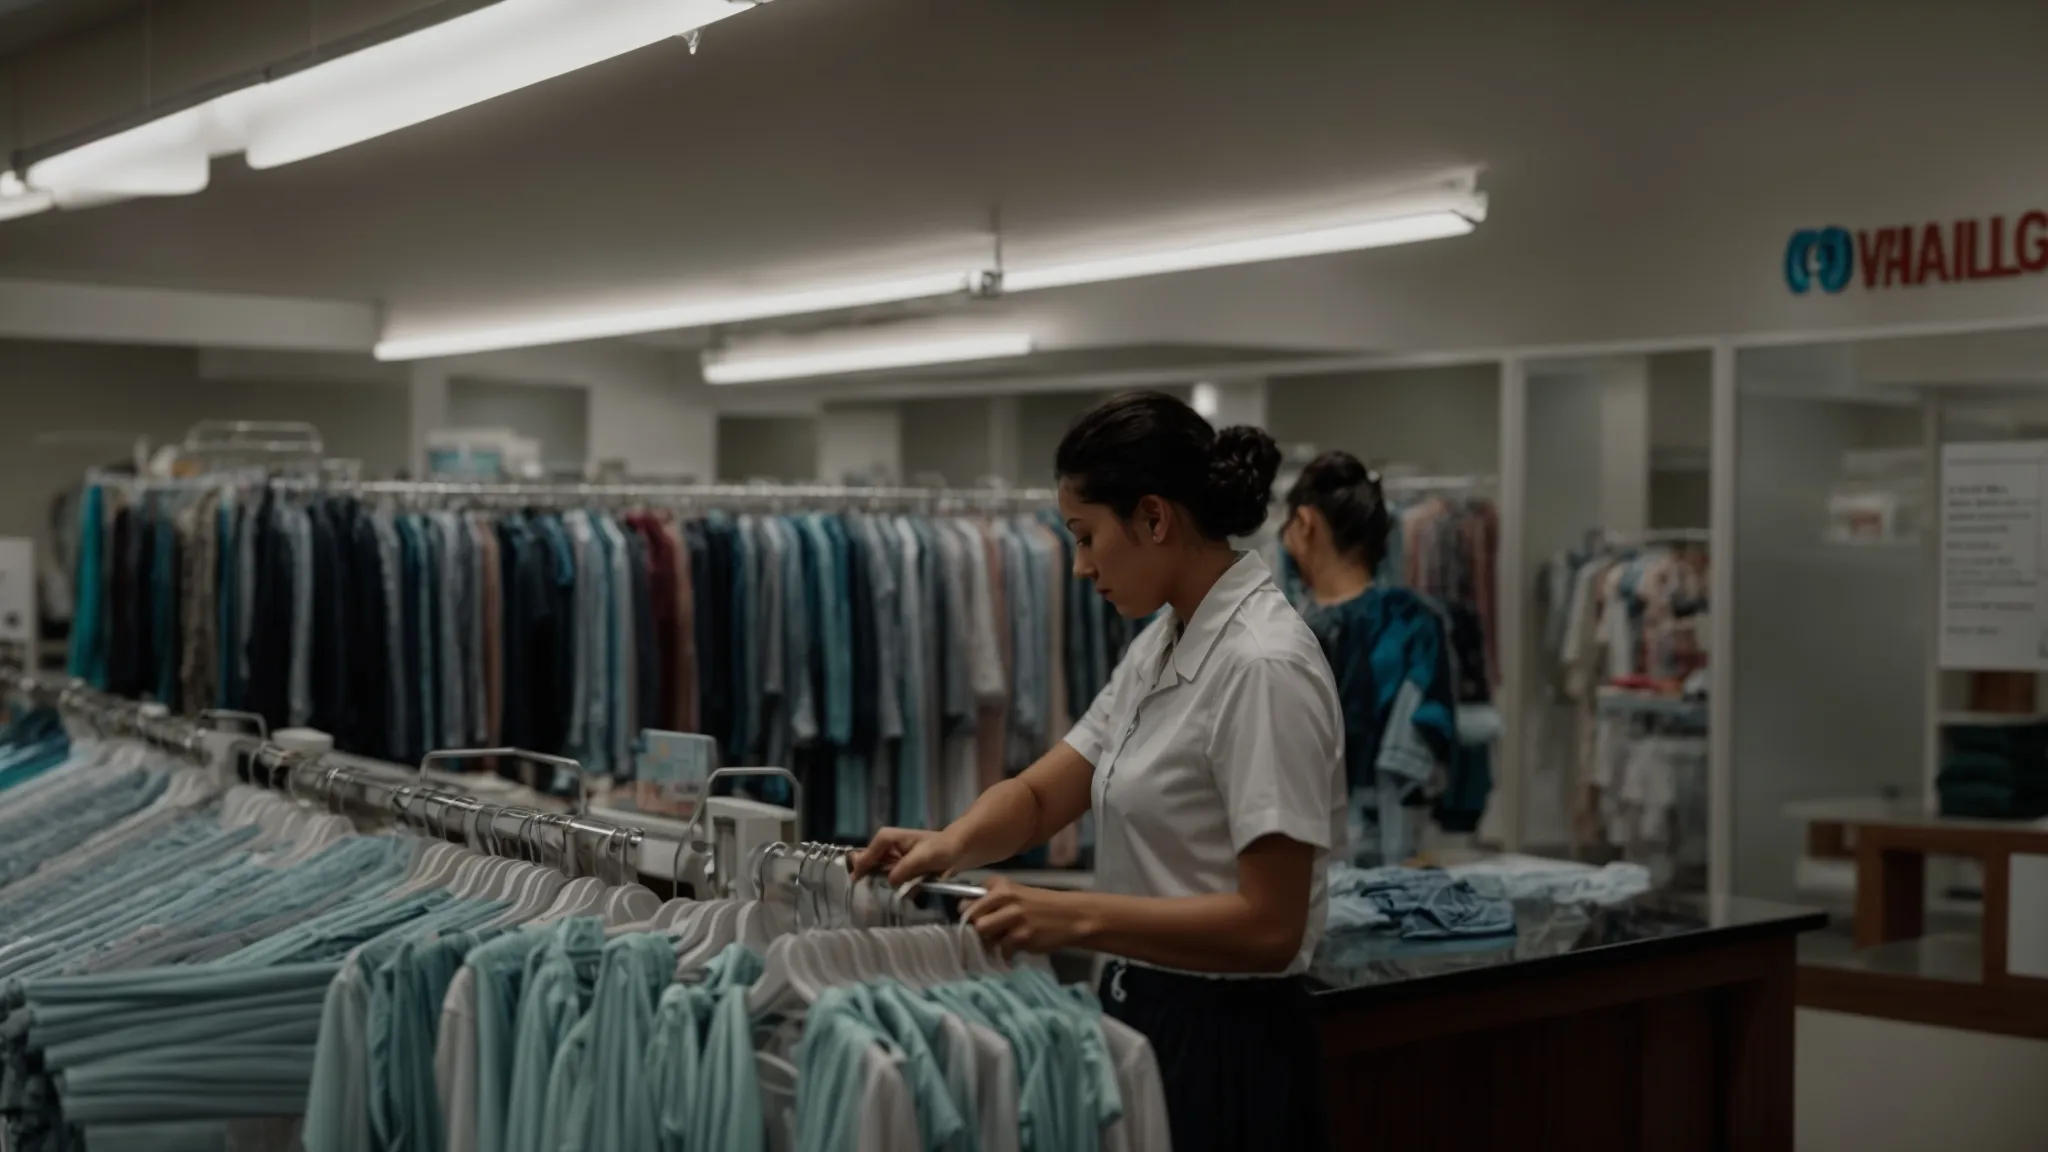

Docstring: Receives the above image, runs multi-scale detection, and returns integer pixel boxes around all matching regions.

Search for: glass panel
[1730,344,1928,901]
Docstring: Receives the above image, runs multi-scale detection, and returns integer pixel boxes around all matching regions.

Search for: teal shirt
[466,929,553,1152]
[645,943,765,1152]
[538,931,675,1152]
[503,918,604,1152]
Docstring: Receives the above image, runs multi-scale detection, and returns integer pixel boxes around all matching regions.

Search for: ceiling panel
[0,0,141,55]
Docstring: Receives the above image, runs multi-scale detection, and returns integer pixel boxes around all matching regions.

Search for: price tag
[635,729,719,818]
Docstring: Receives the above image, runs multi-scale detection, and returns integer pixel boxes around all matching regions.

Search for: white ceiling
[0,0,2044,362]
[0,0,137,53]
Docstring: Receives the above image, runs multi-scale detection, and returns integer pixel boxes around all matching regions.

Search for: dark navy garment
[1299,587,1457,795]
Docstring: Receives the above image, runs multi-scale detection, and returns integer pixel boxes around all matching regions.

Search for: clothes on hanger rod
[1536,534,1709,879]
[419,844,1172,1152]
[0,684,657,1152]
[63,480,1141,859]
[0,683,1173,1151]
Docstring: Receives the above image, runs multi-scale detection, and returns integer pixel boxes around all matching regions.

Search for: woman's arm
[853,740,1096,884]
[965,834,1315,974]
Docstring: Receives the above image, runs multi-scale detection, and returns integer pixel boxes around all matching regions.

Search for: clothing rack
[284,477,1060,513]
[738,840,989,928]
[1380,473,1498,495]
[69,467,1124,857]
[1599,527,1710,547]
[5,668,656,880]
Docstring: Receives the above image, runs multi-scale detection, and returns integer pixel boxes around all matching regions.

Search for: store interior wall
[1520,370,1606,849]
[0,337,410,562]
[900,397,1002,489]
[1267,365,1501,473]
[445,378,590,471]
[1732,372,1926,900]
[1649,351,1712,530]
[816,403,902,485]
[716,415,818,483]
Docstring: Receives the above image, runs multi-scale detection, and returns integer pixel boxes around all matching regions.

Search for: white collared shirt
[1066,550,1346,975]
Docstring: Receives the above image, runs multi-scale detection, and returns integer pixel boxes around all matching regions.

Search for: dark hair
[1055,391,1281,539]
[1284,451,1390,568]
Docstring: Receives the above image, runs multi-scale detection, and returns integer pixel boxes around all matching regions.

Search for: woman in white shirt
[854,390,1344,1152]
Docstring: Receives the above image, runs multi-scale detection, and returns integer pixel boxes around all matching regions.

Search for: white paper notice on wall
[0,538,32,645]
[1940,442,2048,670]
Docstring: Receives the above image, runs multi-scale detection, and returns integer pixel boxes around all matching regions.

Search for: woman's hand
[963,877,1093,957]
[851,827,969,887]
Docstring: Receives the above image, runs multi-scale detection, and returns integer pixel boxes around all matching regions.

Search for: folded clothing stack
[1939,722,2048,820]
[1324,859,1653,942]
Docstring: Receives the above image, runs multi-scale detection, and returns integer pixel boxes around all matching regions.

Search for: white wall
[0,337,409,574]
[815,403,902,485]
[1267,365,1501,474]
[1649,351,1713,529]
[900,397,1001,488]
[716,415,817,483]
[435,343,714,479]
[446,377,590,470]
[1520,370,1607,847]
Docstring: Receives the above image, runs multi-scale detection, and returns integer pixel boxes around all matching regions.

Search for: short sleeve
[1205,654,1343,854]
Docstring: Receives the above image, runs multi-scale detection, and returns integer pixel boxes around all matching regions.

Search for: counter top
[1306,892,1826,1006]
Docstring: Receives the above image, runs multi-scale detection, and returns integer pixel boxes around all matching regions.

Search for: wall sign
[1786,213,2048,295]
[1940,443,2048,671]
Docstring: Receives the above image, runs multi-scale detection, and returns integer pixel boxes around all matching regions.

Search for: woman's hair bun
[1205,424,1283,538]
[1284,450,1391,567]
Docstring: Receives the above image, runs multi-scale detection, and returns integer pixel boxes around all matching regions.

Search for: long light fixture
[25,105,225,207]
[374,269,984,361]
[0,173,53,223]
[243,0,753,170]
[1000,173,1487,292]
[13,0,755,211]
[378,171,1486,360]
[1001,208,1479,293]
[701,331,1035,385]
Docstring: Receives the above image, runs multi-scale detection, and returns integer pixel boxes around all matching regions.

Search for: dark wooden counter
[1309,894,1825,1152]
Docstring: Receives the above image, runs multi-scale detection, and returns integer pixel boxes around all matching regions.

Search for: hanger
[601,827,661,925]
[535,817,608,921]
[501,809,567,921]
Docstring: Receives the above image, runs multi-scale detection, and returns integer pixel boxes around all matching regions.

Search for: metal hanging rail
[89,473,1058,514]
[2,670,653,877]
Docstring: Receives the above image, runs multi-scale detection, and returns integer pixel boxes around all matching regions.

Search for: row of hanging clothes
[1267,475,1502,865]
[63,477,1141,858]
[0,676,1169,1152]
[1534,530,1709,885]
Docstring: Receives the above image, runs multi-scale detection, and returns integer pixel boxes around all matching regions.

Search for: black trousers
[1100,959,1326,1152]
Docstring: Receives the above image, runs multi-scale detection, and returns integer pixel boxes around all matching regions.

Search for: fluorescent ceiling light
[9,0,756,213]
[25,105,227,208]
[375,269,982,361]
[702,332,1035,385]
[0,173,52,222]
[244,0,752,170]
[375,172,1486,360]
[1002,208,1481,293]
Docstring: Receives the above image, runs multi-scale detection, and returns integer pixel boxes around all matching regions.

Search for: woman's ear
[1134,495,1170,544]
